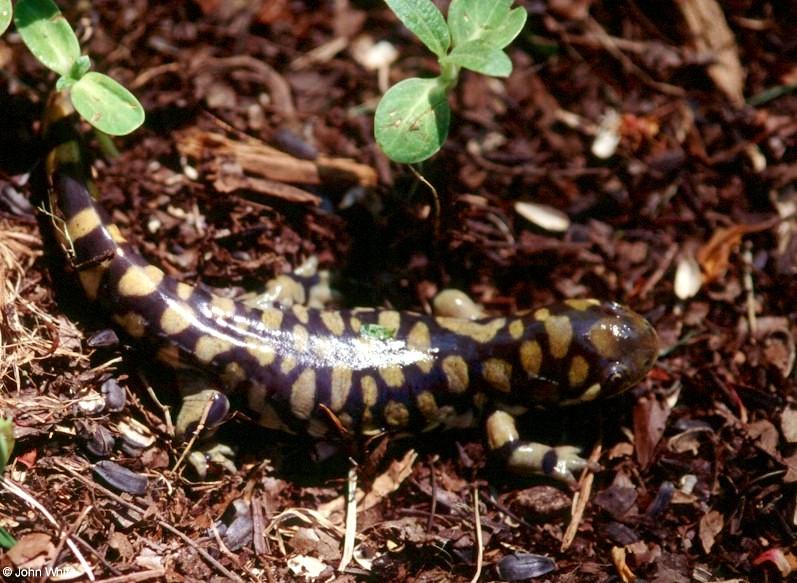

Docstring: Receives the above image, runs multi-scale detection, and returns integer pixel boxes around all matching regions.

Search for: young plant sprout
[375,0,527,164]
[1,0,144,135]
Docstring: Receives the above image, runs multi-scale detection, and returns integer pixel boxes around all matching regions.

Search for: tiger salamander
[44,94,659,481]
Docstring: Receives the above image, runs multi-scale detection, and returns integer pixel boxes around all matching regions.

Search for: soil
[1,1,796,581]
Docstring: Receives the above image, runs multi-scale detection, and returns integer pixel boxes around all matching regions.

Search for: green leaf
[0,418,13,473]
[443,40,512,77]
[0,528,15,550]
[360,323,397,341]
[448,0,527,49]
[14,0,80,76]
[0,0,11,36]
[375,77,451,164]
[70,72,145,135]
[384,0,450,58]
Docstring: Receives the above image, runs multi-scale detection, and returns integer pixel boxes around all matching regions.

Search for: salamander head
[519,300,658,406]
[578,301,659,400]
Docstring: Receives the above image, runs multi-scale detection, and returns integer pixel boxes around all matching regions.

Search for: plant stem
[94,128,119,159]
[439,60,460,92]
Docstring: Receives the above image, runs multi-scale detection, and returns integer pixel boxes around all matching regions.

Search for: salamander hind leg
[485,410,596,482]
[174,374,235,477]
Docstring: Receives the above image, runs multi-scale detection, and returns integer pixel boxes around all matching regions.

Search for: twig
[338,462,358,571]
[742,242,757,336]
[52,461,244,583]
[1,477,96,581]
[171,394,214,475]
[92,569,166,583]
[43,503,93,583]
[426,455,438,533]
[469,485,483,583]
[561,443,602,551]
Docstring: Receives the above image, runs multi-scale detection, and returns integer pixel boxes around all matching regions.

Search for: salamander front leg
[485,411,595,482]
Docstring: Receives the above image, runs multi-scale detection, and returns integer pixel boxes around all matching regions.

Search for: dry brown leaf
[6,532,55,569]
[699,510,724,553]
[696,221,774,283]
[633,395,671,468]
[610,545,637,583]
[781,408,797,444]
[746,419,779,457]
[675,0,745,106]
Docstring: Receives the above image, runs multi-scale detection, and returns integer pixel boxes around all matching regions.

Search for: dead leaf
[696,221,775,283]
[746,419,779,457]
[782,452,797,483]
[633,395,671,468]
[6,532,55,569]
[699,510,724,553]
[675,0,745,106]
[611,545,637,583]
[782,408,797,444]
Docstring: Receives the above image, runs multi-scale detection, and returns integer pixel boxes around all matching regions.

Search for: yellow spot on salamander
[67,207,101,240]
[292,304,310,324]
[176,282,194,301]
[565,298,600,311]
[379,365,405,388]
[436,317,506,343]
[222,362,247,386]
[195,335,232,362]
[407,321,433,373]
[361,375,379,407]
[292,324,309,352]
[520,340,542,376]
[416,391,438,420]
[534,308,550,322]
[545,315,573,359]
[407,321,430,349]
[378,310,401,333]
[442,355,469,393]
[260,307,284,330]
[330,367,352,411]
[118,265,161,297]
[281,356,297,375]
[160,304,194,335]
[321,311,345,336]
[248,344,276,366]
[568,355,589,387]
[211,295,236,314]
[106,224,127,243]
[113,311,147,338]
[350,316,362,334]
[509,319,524,340]
[483,358,513,392]
[143,265,165,285]
[290,369,316,419]
[588,317,623,360]
[77,259,110,300]
[384,400,410,427]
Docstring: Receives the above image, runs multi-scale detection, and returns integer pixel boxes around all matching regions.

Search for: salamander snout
[590,302,659,398]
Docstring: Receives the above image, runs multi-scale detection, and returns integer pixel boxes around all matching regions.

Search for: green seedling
[375,0,527,163]
[1,0,144,135]
[0,417,15,549]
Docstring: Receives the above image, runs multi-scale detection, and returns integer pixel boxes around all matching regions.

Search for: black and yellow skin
[44,94,659,481]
